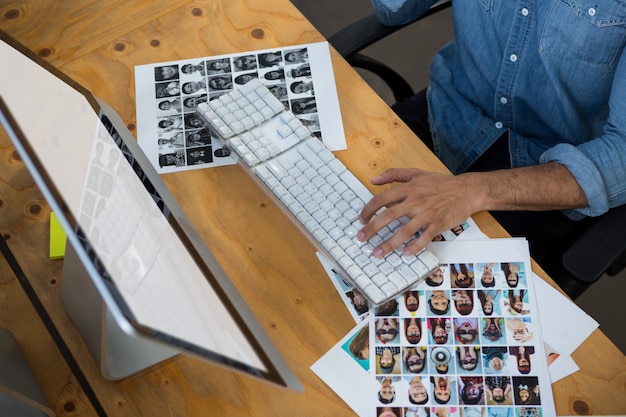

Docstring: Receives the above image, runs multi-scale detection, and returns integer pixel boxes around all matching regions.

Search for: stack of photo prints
[324,239,556,417]
[135,42,343,174]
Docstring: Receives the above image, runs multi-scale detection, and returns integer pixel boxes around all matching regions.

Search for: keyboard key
[418,250,441,270]
[298,148,324,169]
[277,125,292,138]
[363,286,386,305]
[255,148,270,161]
[410,260,429,276]
[354,274,372,289]
[372,273,388,287]
[295,126,311,140]
[387,271,408,288]
[380,282,398,297]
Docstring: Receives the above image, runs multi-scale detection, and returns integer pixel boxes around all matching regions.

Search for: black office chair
[328,0,626,299]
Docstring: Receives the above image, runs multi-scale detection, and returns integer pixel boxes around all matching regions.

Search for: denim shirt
[371,0,626,218]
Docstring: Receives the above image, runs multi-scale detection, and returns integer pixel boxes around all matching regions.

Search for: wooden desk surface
[1,0,625,415]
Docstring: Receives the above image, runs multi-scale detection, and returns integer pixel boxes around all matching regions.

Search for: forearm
[359,163,589,257]
[462,162,589,213]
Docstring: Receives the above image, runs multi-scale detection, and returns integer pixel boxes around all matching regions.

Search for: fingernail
[373,248,383,258]
[403,248,412,256]
[357,232,365,242]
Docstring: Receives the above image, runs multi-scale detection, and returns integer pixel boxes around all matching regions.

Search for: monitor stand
[60,243,181,380]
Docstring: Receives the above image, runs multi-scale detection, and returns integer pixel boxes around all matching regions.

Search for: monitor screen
[0,32,300,390]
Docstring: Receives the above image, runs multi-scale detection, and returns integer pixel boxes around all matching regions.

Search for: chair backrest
[328,1,452,102]
[562,204,626,283]
[329,0,452,59]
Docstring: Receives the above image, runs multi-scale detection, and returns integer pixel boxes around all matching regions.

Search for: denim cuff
[540,143,609,218]
[370,0,427,26]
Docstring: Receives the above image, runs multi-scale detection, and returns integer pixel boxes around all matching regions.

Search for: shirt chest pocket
[540,0,626,67]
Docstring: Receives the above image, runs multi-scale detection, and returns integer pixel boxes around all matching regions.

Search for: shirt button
[521,8,529,16]
[510,54,518,62]
[588,8,596,16]
[495,121,503,129]
[500,97,508,104]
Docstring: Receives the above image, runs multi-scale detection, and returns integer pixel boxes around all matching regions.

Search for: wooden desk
[1,0,625,415]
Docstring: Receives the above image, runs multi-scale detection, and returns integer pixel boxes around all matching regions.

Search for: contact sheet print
[134,42,345,173]
[312,239,556,417]
[368,239,555,417]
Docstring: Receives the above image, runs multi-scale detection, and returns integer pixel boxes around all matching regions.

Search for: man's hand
[357,163,588,258]
[357,168,480,258]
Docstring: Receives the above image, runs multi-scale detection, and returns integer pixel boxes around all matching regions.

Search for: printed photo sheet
[134,42,345,173]
[313,238,557,417]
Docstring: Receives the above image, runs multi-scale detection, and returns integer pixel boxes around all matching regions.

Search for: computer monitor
[0,32,301,389]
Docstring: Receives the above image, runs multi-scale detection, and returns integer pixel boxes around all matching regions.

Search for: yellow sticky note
[49,212,67,259]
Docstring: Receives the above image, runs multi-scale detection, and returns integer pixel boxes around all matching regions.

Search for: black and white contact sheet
[135,42,345,173]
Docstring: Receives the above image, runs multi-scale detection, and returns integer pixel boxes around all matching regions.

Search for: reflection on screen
[85,116,265,370]
[0,38,265,372]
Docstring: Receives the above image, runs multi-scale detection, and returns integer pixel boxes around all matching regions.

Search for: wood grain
[1,0,626,415]
[0,138,99,417]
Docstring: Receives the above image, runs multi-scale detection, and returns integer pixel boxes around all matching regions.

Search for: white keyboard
[197,79,439,307]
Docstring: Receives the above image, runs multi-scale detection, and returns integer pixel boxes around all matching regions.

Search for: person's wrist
[457,172,491,214]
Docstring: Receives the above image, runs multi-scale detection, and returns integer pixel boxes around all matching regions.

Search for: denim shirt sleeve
[541,49,626,218]
[540,144,609,219]
[370,0,440,26]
